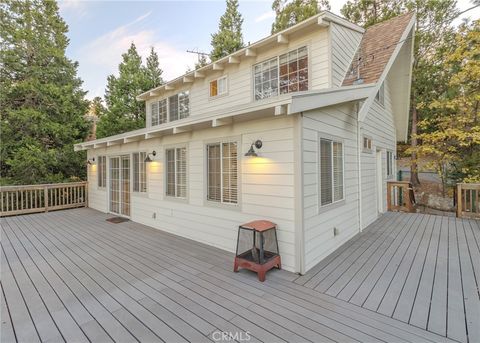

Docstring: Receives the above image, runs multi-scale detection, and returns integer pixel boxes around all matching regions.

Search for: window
[98,156,106,188]
[151,99,167,126]
[279,46,308,94]
[169,91,189,121]
[133,152,147,192]
[387,150,394,178]
[254,57,279,100]
[375,83,385,106]
[165,147,187,198]
[254,47,308,101]
[210,76,227,97]
[320,138,344,206]
[363,136,373,152]
[207,142,238,204]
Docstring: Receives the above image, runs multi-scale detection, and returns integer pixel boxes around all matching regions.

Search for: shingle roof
[342,12,414,86]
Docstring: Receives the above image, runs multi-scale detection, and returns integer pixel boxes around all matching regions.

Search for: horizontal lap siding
[330,23,363,87]
[87,167,108,212]
[87,116,297,271]
[145,28,330,125]
[361,78,396,228]
[301,104,360,272]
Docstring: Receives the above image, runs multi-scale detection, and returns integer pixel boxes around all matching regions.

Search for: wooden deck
[0,209,475,343]
[296,212,480,343]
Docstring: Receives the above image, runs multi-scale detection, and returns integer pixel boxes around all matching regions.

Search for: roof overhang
[290,84,375,113]
[136,11,364,102]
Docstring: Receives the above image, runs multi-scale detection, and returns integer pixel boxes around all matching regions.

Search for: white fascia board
[357,15,416,123]
[290,84,375,113]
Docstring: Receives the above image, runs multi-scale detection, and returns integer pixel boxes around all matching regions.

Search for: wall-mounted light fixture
[245,140,263,157]
[144,150,157,162]
[87,157,96,165]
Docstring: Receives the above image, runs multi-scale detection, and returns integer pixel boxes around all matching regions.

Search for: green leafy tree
[341,0,459,186]
[271,0,330,34]
[195,54,209,69]
[0,0,89,185]
[210,0,244,61]
[97,43,151,138]
[145,47,163,88]
[408,20,480,186]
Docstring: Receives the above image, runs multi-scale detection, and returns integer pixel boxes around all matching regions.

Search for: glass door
[109,155,130,216]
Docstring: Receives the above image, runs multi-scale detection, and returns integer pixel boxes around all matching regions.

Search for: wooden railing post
[44,185,49,212]
[387,181,415,213]
[456,184,462,218]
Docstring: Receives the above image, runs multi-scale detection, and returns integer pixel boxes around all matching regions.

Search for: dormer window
[254,46,308,101]
[169,91,189,121]
[210,76,228,97]
[151,99,167,126]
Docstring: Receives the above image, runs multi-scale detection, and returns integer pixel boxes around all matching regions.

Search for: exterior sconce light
[87,157,95,165]
[245,140,263,157]
[144,150,157,162]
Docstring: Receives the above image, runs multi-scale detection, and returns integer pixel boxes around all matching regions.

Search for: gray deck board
[2,209,476,343]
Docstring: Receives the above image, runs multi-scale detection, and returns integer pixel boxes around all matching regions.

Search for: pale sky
[58,0,480,100]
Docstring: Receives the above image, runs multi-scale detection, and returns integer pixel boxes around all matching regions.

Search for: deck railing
[0,182,87,217]
[387,181,416,213]
[456,183,480,219]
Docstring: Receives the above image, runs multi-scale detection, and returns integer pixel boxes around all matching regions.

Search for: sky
[58,0,480,100]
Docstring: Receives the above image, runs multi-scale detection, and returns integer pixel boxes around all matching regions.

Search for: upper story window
[375,83,385,106]
[254,46,308,101]
[169,91,189,121]
[151,99,167,126]
[210,76,228,97]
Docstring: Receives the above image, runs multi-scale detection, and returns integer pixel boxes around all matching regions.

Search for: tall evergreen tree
[0,0,89,185]
[340,0,459,186]
[145,47,163,88]
[210,0,244,61]
[97,43,150,138]
[271,0,330,34]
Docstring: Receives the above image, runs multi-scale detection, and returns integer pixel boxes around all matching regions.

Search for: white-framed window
[169,91,189,121]
[254,46,308,101]
[133,152,147,192]
[319,138,344,207]
[375,83,385,106]
[207,141,238,204]
[165,147,187,198]
[363,136,373,152]
[210,76,228,97]
[151,99,167,126]
[387,150,394,178]
[97,156,106,188]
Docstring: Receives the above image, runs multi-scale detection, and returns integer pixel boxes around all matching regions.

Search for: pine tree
[210,0,244,61]
[340,0,403,28]
[0,0,89,185]
[195,54,209,69]
[271,0,330,34]
[97,43,150,138]
[145,47,163,88]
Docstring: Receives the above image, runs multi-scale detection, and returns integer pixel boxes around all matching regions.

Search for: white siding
[145,27,330,127]
[301,103,360,272]
[360,78,396,228]
[87,116,298,271]
[330,23,363,87]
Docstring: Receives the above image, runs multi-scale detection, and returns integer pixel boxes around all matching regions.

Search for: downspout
[294,112,305,274]
[356,102,363,232]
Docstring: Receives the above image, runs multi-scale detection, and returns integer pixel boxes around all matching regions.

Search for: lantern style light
[87,157,96,165]
[144,150,157,162]
[234,220,281,282]
[244,140,262,157]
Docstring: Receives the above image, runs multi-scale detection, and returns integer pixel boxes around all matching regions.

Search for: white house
[75,11,415,274]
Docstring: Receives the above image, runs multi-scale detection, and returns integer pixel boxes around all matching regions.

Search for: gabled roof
[343,12,415,86]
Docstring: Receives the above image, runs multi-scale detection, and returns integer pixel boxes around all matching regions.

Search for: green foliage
[271,0,330,34]
[0,0,89,185]
[409,20,480,183]
[210,0,244,61]
[341,0,403,28]
[195,54,209,69]
[97,43,164,138]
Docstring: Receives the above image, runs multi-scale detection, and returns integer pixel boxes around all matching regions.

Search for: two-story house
[75,11,415,274]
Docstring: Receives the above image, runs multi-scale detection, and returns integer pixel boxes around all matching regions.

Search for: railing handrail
[387,180,416,213]
[0,181,87,191]
[456,183,479,219]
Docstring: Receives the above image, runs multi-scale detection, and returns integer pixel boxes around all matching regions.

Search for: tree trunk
[410,106,421,186]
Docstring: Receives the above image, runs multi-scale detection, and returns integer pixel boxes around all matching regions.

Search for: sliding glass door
[109,155,130,216]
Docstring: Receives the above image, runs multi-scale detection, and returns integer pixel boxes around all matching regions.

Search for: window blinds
[320,138,344,206]
[207,142,237,204]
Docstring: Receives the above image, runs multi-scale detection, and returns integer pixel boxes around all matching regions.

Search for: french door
[109,155,130,217]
